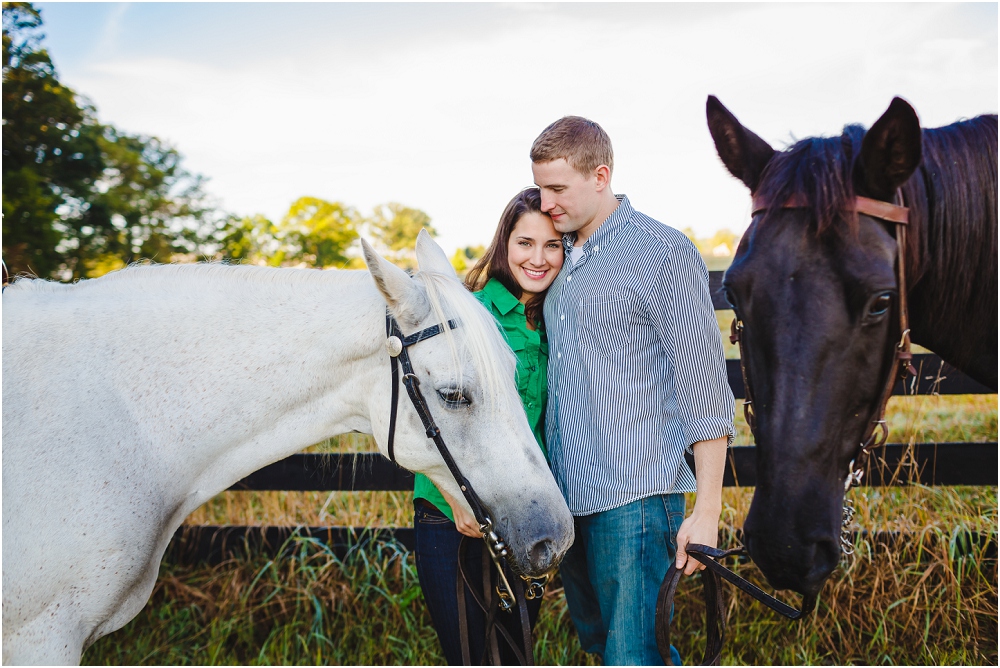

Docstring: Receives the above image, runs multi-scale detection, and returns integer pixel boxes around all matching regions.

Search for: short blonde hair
[530,116,614,177]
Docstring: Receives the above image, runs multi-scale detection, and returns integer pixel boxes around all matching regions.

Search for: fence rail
[166,271,996,564]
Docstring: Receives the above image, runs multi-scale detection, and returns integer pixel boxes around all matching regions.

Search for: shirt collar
[564,194,633,254]
[481,277,523,316]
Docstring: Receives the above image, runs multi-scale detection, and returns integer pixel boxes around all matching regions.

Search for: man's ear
[593,164,612,192]
[361,238,430,327]
[414,229,458,279]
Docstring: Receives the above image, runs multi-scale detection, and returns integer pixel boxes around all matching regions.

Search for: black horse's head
[706,96,923,597]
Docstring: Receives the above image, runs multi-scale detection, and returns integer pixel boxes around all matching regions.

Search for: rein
[655,192,915,665]
[382,310,544,665]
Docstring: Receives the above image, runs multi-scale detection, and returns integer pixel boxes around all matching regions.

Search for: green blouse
[412,278,549,522]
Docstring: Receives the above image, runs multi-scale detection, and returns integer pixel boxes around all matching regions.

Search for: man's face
[531,158,602,238]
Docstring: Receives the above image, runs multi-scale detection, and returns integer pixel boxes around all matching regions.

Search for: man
[532,116,734,665]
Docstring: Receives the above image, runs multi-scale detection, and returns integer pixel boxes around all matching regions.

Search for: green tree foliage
[212,214,280,265]
[212,198,361,269]
[2,2,211,279]
[368,202,436,269]
[278,196,360,268]
[450,244,486,275]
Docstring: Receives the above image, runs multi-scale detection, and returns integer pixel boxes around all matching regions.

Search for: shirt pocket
[506,333,530,394]
[578,295,640,361]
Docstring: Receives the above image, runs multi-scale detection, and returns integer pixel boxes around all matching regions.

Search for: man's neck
[575,192,621,247]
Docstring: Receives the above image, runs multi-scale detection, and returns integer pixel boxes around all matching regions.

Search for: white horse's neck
[9,263,388,521]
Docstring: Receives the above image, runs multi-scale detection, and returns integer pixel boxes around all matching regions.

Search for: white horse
[2,231,574,665]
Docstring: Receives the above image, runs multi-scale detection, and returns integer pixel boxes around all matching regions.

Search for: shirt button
[529,365,536,371]
[566,276,572,282]
[557,352,561,359]
[560,314,565,320]
[594,245,599,252]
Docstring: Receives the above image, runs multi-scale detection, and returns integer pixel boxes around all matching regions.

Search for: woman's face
[507,211,564,301]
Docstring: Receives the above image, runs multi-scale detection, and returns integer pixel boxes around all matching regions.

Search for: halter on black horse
[382,309,546,665]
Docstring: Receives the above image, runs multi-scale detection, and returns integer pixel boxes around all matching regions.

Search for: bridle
[655,192,916,665]
[382,309,546,665]
[739,191,916,508]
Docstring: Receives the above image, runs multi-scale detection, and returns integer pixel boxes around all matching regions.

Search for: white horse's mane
[413,270,517,415]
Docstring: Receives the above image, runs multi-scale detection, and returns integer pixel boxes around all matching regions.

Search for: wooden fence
[166,271,997,564]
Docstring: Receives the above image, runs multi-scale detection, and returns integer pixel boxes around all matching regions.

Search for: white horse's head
[362,231,573,577]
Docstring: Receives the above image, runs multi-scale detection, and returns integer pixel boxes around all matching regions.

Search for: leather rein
[655,192,915,665]
[383,310,545,665]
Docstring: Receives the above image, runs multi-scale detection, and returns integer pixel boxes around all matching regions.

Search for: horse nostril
[808,537,840,584]
[528,537,557,571]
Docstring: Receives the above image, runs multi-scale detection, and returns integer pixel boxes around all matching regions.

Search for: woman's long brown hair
[464,187,556,326]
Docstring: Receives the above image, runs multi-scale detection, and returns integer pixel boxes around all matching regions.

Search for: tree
[212,214,280,265]
[3,2,100,277]
[2,2,213,279]
[367,202,436,269]
[278,196,360,268]
[211,197,361,269]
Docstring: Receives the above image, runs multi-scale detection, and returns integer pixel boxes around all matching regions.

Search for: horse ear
[706,95,775,192]
[361,238,430,327]
[414,229,458,279]
[854,97,922,200]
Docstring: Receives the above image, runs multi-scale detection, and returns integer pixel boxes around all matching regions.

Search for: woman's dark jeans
[414,500,541,665]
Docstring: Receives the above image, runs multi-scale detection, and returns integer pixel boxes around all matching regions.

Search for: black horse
[706,96,997,597]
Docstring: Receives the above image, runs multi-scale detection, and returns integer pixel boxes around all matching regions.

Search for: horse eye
[437,388,471,408]
[868,293,892,317]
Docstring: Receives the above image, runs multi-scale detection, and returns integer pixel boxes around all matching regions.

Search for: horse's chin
[744,531,838,598]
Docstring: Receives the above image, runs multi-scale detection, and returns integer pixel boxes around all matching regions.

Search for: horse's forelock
[416,270,517,417]
[755,125,866,239]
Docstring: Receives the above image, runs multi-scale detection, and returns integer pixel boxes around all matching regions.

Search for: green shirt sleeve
[413,279,550,522]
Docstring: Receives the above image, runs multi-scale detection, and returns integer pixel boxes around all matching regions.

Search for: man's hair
[529,116,614,177]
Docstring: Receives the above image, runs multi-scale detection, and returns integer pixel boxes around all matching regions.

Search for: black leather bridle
[382,309,545,665]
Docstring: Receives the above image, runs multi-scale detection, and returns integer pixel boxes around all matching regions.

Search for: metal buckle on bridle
[479,516,517,611]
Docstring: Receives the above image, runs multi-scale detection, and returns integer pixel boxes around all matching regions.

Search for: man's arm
[674,435,727,575]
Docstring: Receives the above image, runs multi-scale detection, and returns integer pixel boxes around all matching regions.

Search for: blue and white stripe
[544,195,735,516]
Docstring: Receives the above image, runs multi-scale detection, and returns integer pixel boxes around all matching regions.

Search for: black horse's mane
[755,114,998,304]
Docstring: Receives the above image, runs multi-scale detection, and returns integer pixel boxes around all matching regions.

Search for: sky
[32,2,999,256]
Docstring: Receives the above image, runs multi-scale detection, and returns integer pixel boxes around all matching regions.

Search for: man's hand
[439,486,482,538]
[675,504,722,576]
[675,435,728,576]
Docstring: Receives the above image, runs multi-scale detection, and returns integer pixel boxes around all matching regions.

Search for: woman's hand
[439,487,482,538]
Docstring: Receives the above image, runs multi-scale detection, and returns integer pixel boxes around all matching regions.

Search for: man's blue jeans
[559,493,686,665]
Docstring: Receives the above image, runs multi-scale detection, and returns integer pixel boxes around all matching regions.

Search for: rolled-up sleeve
[649,242,735,451]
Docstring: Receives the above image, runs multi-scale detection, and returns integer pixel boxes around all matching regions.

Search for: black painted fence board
[230,443,996,493]
[725,355,994,398]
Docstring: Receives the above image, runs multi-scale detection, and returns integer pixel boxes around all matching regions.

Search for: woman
[412,187,564,665]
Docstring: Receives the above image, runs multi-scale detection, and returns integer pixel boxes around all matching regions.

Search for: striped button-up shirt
[544,195,734,516]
